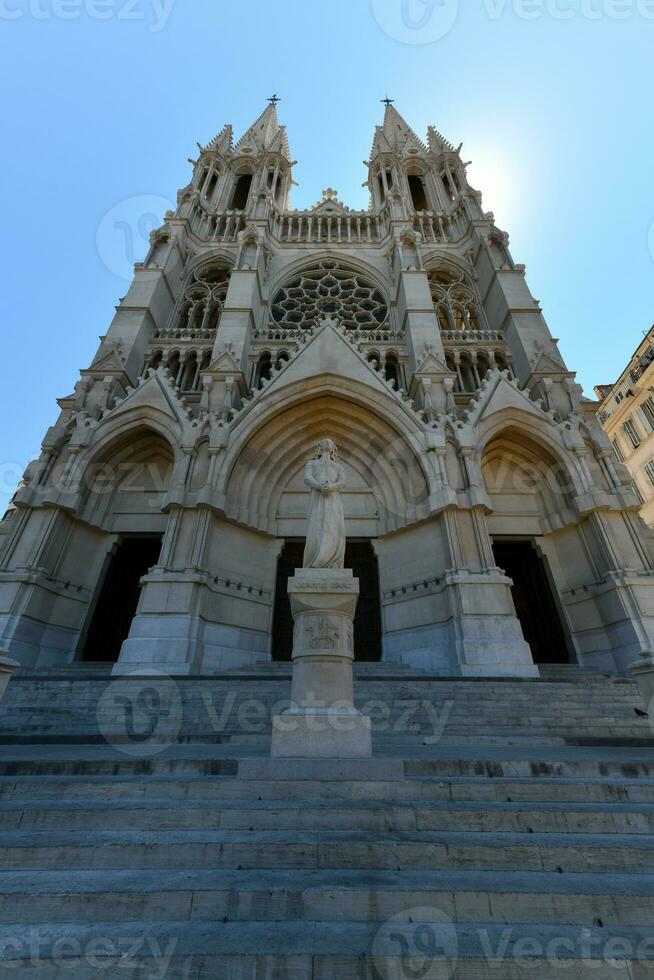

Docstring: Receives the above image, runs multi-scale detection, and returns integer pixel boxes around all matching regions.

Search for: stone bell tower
[1,99,654,678]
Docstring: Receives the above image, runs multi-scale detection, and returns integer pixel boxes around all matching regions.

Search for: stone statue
[303,439,346,569]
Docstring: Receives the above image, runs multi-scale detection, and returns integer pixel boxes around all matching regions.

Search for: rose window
[271,261,388,331]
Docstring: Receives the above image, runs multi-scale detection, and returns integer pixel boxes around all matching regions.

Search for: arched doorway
[482,426,574,666]
[272,541,382,662]
[492,540,569,665]
[77,429,173,663]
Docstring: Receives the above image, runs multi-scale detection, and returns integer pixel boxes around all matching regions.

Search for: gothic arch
[422,250,472,281]
[477,417,585,511]
[266,252,390,307]
[76,424,175,529]
[222,384,431,536]
[78,406,183,479]
[183,249,236,278]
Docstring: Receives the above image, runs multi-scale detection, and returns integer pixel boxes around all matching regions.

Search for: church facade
[2,101,653,678]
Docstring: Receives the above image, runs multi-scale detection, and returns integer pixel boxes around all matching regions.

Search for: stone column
[271,568,372,758]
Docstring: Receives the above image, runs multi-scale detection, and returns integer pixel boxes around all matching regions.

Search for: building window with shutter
[612,439,625,463]
[644,459,654,489]
[642,396,654,431]
[624,418,641,449]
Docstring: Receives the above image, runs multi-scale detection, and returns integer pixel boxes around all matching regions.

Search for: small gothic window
[385,353,401,388]
[206,171,219,200]
[378,174,386,203]
[230,174,253,210]
[271,261,388,332]
[408,174,429,212]
[256,352,273,387]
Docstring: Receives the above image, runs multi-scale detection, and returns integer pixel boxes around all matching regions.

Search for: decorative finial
[381,95,395,108]
[268,94,281,107]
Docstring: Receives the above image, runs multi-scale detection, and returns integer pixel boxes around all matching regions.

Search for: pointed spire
[369,103,428,161]
[202,123,233,155]
[234,102,292,161]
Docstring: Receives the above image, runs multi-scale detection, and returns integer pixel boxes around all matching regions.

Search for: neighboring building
[595,325,654,526]
[1,100,653,676]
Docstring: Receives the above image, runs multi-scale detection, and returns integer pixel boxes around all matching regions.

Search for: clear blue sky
[1,0,654,511]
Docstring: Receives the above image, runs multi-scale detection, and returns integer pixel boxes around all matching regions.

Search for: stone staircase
[0,665,653,977]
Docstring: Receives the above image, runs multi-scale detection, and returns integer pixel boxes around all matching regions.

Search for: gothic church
[2,100,653,677]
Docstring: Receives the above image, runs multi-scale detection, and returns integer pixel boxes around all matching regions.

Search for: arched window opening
[377,174,386,203]
[495,351,510,375]
[477,350,491,381]
[275,350,290,370]
[180,352,198,392]
[385,353,401,388]
[256,352,273,387]
[271,261,388,332]
[206,171,219,201]
[428,270,485,335]
[458,354,476,393]
[385,169,394,190]
[167,350,181,385]
[408,174,429,212]
[230,173,253,210]
[149,350,163,371]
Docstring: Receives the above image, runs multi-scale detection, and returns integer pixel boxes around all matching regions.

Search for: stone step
[0,920,651,979]
[4,798,654,834]
[3,773,654,803]
[1,867,652,926]
[1,752,653,780]
[3,828,654,873]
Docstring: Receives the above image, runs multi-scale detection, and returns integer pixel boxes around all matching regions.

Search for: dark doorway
[271,541,383,662]
[81,536,162,663]
[492,540,569,665]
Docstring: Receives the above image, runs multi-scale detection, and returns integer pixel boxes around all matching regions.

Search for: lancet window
[158,263,230,341]
[428,270,486,334]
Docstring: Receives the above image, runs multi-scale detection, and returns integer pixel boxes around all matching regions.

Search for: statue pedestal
[0,651,19,704]
[271,568,372,758]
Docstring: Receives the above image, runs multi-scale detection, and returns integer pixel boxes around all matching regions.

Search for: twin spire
[202,99,454,166]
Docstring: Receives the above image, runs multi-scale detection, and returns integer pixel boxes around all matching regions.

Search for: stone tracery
[428,269,485,334]
[271,261,388,332]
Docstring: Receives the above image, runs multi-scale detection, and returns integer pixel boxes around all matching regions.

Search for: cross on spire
[268,94,281,107]
[381,95,395,108]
